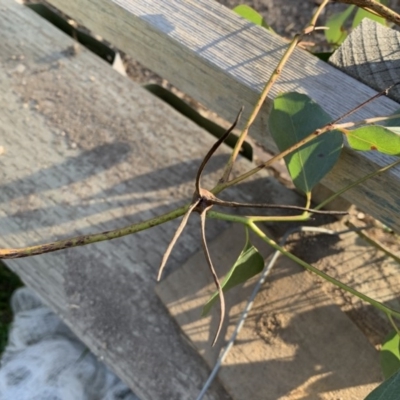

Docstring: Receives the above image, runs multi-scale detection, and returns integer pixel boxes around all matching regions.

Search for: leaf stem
[387,313,400,335]
[207,210,309,223]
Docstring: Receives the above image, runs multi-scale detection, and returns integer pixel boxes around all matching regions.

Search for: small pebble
[15,64,26,73]
[67,18,77,27]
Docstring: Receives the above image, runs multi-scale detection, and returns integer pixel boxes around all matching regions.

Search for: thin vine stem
[0,204,188,259]
[347,221,400,265]
[1,2,398,261]
[247,220,400,319]
[336,113,400,129]
[387,313,400,335]
[205,210,400,319]
[207,210,308,223]
[315,159,400,210]
[219,0,330,183]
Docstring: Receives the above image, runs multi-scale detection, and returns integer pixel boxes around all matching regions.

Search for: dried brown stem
[157,201,200,281]
[333,0,400,26]
[219,0,331,183]
[331,82,400,125]
[158,109,244,282]
[200,209,225,346]
[195,107,243,194]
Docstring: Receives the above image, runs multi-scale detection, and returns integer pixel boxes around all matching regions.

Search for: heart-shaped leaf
[269,92,343,194]
[202,231,264,316]
[346,125,400,155]
[365,369,400,399]
[381,331,400,380]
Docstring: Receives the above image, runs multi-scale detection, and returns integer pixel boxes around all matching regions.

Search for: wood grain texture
[44,0,400,231]
[0,1,306,398]
[0,3,228,399]
[156,224,382,400]
[1,3,396,398]
[292,218,400,348]
[330,18,400,103]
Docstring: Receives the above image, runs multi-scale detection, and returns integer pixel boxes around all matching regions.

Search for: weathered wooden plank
[156,224,382,400]
[44,0,400,231]
[0,1,311,398]
[330,18,400,103]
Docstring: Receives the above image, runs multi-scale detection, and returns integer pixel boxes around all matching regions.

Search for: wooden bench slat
[0,1,308,398]
[330,18,400,104]
[43,0,400,231]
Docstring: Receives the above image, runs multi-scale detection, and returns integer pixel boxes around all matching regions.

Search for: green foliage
[365,369,400,399]
[325,2,386,47]
[345,126,400,155]
[233,5,274,32]
[325,5,355,45]
[269,92,343,194]
[381,331,400,379]
[352,7,386,28]
[202,230,264,316]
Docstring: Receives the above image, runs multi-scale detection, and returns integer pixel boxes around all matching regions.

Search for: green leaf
[381,331,400,379]
[325,5,355,45]
[346,125,400,155]
[202,231,264,316]
[233,5,274,32]
[352,6,386,28]
[269,92,343,194]
[364,369,400,400]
